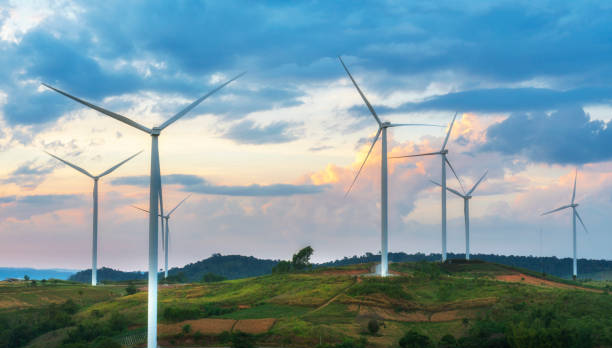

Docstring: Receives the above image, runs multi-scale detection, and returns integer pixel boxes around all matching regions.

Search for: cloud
[482,106,612,165]
[0,194,85,219]
[0,161,55,189]
[373,87,612,114]
[223,120,301,145]
[3,1,612,128]
[112,174,328,196]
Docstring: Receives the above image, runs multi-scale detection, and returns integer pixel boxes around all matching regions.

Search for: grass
[216,303,311,319]
[3,261,612,348]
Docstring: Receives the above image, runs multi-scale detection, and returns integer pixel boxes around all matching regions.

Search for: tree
[292,246,314,270]
[231,331,256,348]
[201,272,227,282]
[24,275,30,281]
[367,319,380,335]
[125,283,138,295]
[272,260,292,274]
[399,330,434,348]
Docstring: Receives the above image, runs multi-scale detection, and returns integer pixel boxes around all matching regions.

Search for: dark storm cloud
[111,174,328,196]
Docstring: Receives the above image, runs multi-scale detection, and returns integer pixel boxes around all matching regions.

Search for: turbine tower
[42,73,242,348]
[541,169,588,279]
[431,170,487,260]
[132,194,192,279]
[45,150,141,286]
[391,113,461,262]
[339,56,441,276]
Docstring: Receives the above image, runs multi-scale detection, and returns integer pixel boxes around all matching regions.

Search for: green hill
[4,260,612,348]
[68,252,612,283]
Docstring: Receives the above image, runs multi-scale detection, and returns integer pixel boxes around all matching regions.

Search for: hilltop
[2,260,611,348]
[66,252,612,283]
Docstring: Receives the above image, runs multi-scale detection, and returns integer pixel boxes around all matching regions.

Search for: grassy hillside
[4,261,612,348]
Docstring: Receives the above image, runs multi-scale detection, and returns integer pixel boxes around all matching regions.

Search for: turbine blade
[571,168,578,204]
[130,205,150,214]
[388,123,445,128]
[441,112,458,151]
[541,204,572,216]
[345,127,382,197]
[575,209,588,234]
[389,151,441,159]
[445,157,466,194]
[168,193,192,216]
[42,83,152,134]
[430,180,464,197]
[159,72,245,130]
[97,150,143,177]
[467,170,488,196]
[44,151,94,178]
[338,56,382,126]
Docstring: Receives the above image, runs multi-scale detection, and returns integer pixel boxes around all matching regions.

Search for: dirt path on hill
[307,277,359,314]
[495,273,602,293]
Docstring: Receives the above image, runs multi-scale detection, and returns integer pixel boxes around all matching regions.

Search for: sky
[1,0,612,270]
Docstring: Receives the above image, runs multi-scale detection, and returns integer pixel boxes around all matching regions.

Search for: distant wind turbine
[45,150,141,286]
[42,72,243,348]
[339,56,441,276]
[541,169,588,279]
[132,193,192,279]
[430,170,487,260]
[391,113,462,262]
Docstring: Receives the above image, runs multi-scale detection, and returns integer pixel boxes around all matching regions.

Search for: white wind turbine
[390,113,461,262]
[339,56,441,276]
[430,170,487,260]
[132,193,192,279]
[45,150,141,286]
[42,73,243,348]
[541,169,588,279]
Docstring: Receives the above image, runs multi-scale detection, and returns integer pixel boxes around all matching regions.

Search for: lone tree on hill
[292,246,314,270]
[272,246,314,273]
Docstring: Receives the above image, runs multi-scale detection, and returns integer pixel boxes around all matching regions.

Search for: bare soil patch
[158,318,236,336]
[233,318,276,334]
[495,274,602,293]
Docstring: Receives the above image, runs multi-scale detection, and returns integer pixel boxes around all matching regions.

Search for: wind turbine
[132,194,192,279]
[430,170,487,260]
[45,150,141,286]
[42,72,243,348]
[541,169,588,279]
[339,56,441,277]
[390,113,461,262]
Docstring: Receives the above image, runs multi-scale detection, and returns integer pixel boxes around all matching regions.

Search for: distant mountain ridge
[0,267,77,281]
[65,252,612,283]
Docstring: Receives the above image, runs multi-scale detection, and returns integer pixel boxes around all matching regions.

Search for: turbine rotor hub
[151,127,162,135]
[381,121,391,128]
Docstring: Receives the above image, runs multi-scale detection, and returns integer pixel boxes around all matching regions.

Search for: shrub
[93,337,122,348]
[231,331,256,348]
[125,283,138,295]
[367,319,379,335]
[107,312,129,333]
[219,330,232,343]
[193,330,204,340]
[182,324,191,334]
[202,272,227,282]
[439,334,458,348]
[399,330,434,348]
